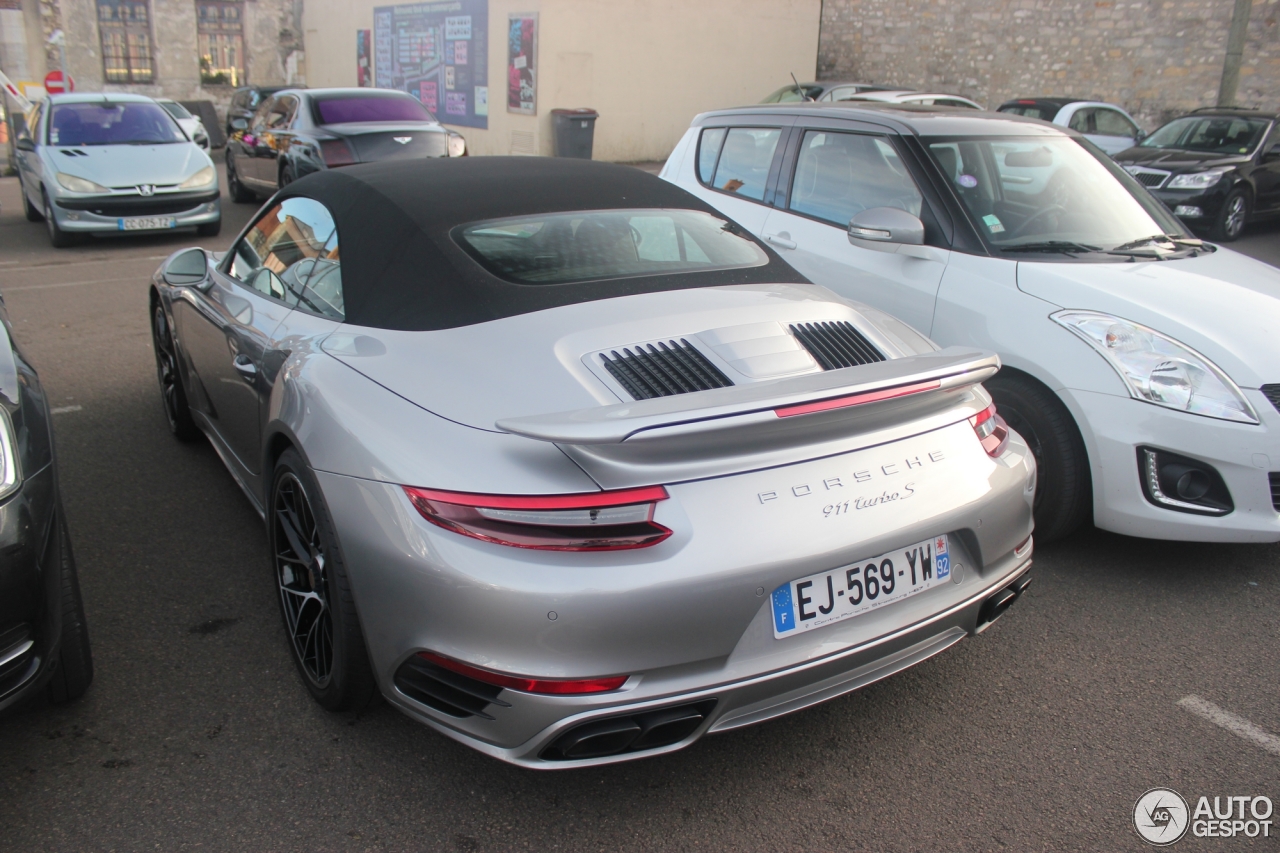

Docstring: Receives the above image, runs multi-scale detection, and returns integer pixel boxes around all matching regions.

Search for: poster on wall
[506,13,536,115]
[373,0,489,129]
[357,30,372,87]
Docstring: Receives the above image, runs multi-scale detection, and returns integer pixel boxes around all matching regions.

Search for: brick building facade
[818,0,1280,128]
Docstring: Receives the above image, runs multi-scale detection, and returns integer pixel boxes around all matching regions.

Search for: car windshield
[48,102,186,146]
[761,84,823,103]
[313,95,436,125]
[457,209,769,285]
[159,101,192,119]
[1139,115,1270,155]
[925,136,1187,254]
[999,104,1058,121]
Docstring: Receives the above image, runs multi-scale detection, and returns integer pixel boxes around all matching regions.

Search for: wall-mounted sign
[357,29,372,86]
[507,13,536,115]
[373,0,489,129]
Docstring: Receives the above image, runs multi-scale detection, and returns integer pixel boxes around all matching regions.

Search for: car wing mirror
[15,136,35,152]
[848,207,926,252]
[230,117,249,132]
[1134,129,1147,142]
[162,248,211,287]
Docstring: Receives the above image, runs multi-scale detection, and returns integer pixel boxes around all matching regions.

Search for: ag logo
[1134,788,1190,845]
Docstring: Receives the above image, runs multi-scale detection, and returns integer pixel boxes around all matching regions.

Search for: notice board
[373,0,489,129]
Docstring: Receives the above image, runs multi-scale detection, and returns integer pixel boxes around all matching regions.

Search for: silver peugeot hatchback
[15,93,221,247]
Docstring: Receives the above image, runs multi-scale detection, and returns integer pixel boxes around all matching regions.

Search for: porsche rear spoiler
[497,347,1001,488]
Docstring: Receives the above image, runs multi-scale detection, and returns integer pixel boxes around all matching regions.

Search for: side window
[696,127,726,184]
[710,128,781,201]
[250,97,275,133]
[1095,109,1137,137]
[1067,109,1093,133]
[228,197,344,319]
[266,96,296,129]
[788,131,923,226]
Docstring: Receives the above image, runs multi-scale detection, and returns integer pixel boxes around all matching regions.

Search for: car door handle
[233,355,257,380]
[764,233,797,250]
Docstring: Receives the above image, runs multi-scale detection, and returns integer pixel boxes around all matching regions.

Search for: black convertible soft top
[276,157,808,331]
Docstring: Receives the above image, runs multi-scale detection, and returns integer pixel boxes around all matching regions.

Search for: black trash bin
[551,108,599,159]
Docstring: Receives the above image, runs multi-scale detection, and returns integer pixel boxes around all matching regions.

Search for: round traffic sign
[43,70,74,94]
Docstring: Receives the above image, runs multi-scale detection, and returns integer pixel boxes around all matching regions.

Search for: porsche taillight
[320,139,356,167]
[970,404,1010,457]
[403,485,672,551]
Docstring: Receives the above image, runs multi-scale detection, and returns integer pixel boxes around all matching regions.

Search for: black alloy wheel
[279,163,296,188]
[226,152,255,203]
[270,449,376,711]
[152,305,200,440]
[985,373,1092,543]
[1211,188,1249,242]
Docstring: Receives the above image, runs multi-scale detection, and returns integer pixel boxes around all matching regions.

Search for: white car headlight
[1166,168,1230,189]
[1052,311,1258,424]
[0,407,20,502]
[55,172,109,194]
[179,165,216,190]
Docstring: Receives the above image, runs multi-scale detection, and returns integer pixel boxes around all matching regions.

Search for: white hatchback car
[664,103,1280,543]
[997,98,1144,155]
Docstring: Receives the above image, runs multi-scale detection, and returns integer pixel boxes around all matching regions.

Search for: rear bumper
[388,557,1032,768]
[317,417,1037,766]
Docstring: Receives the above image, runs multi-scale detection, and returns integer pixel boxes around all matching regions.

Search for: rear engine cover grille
[1270,472,1280,512]
[1262,384,1280,413]
[393,655,510,720]
[790,321,885,370]
[602,339,733,400]
[540,700,717,761]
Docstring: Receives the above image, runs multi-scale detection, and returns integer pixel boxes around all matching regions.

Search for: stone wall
[818,0,1280,129]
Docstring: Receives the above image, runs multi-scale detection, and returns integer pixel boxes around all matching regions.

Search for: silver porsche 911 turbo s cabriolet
[149,158,1035,767]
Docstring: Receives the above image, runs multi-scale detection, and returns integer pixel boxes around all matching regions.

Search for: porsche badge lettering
[757,449,946,505]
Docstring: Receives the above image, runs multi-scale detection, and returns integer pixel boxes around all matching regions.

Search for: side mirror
[1134,129,1147,142]
[230,118,249,131]
[15,136,35,152]
[848,207,926,252]
[162,248,210,286]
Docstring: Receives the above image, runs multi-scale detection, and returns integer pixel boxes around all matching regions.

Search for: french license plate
[118,216,176,231]
[771,535,950,639]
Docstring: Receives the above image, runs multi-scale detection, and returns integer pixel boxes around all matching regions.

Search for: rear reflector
[404,485,672,551]
[774,380,940,418]
[320,139,356,167]
[970,404,1010,457]
[417,651,628,695]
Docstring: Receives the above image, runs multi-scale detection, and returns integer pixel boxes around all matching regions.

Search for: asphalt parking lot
[1,165,1278,852]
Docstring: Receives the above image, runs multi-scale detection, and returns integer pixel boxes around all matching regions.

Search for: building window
[197,1,245,86]
[97,0,155,84]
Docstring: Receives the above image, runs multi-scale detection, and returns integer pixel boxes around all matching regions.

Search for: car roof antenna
[790,72,813,102]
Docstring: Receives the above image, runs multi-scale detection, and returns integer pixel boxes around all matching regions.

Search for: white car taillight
[403,485,672,551]
[970,403,1010,457]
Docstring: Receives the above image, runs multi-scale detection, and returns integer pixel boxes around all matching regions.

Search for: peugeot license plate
[771,535,950,638]
[118,216,176,231]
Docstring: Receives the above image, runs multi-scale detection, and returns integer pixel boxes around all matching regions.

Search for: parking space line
[49,405,83,414]
[1178,695,1280,757]
[3,276,140,293]
[0,255,169,273]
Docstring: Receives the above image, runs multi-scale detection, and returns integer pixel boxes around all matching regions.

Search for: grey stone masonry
[819,0,1280,129]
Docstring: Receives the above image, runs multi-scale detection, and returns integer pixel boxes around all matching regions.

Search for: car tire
[152,304,201,441]
[226,152,255,204]
[196,219,222,237]
[985,372,1091,543]
[270,448,377,713]
[20,177,43,222]
[279,163,296,188]
[43,190,81,248]
[45,510,94,705]
[1210,188,1249,242]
